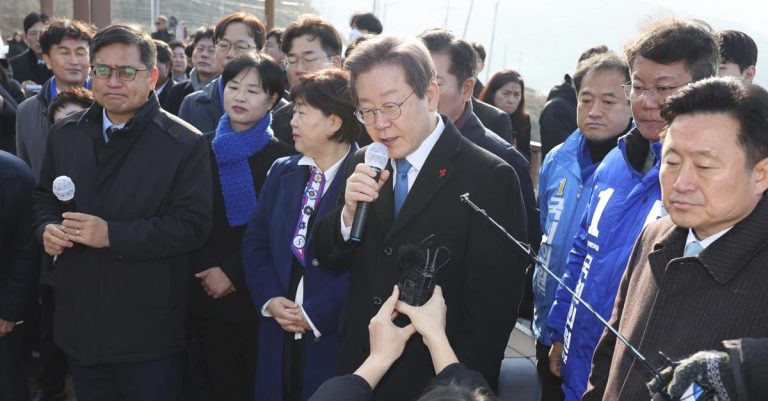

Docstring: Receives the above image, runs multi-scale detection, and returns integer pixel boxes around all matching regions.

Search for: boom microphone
[52,175,77,213]
[350,142,389,242]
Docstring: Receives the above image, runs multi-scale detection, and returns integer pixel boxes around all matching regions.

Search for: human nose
[372,109,390,129]
[671,163,696,192]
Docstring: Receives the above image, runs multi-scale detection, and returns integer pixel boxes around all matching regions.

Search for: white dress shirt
[685,227,732,252]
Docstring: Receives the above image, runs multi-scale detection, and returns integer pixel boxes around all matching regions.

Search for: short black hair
[350,12,383,35]
[290,68,361,144]
[281,15,342,57]
[192,25,215,48]
[48,87,94,124]
[23,12,49,33]
[469,41,486,63]
[573,51,630,93]
[168,39,186,52]
[92,24,156,69]
[221,53,285,110]
[662,77,768,167]
[418,29,476,90]
[153,39,172,64]
[214,12,266,50]
[578,44,610,64]
[625,19,719,81]
[39,18,95,55]
[719,30,758,72]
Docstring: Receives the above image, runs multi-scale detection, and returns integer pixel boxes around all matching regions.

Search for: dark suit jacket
[243,148,357,401]
[161,80,195,116]
[584,196,768,401]
[0,151,38,323]
[471,97,514,144]
[8,49,51,86]
[179,78,223,134]
[313,117,528,400]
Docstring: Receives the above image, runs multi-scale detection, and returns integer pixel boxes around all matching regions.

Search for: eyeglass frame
[90,64,149,82]
[215,40,255,54]
[621,81,690,102]
[283,53,332,70]
[355,90,416,125]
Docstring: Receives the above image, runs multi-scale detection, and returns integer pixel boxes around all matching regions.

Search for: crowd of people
[0,6,766,401]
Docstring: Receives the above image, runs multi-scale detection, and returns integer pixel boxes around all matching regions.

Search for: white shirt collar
[155,80,169,96]
[394,114,444,174]
[686,227,732,250]
[297,146,351,194]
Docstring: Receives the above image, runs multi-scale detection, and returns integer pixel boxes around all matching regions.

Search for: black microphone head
[52,176,75,202]
[365,142,389,170]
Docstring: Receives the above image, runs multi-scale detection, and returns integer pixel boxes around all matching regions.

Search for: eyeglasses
[90,64,148,81]
[284,54,330,70]
[355,91,415,125]
[622,82,690,102]
[216,40,254,54]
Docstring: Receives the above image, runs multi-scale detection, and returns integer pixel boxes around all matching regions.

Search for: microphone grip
[349,167,382,243]
[60,200,77,214]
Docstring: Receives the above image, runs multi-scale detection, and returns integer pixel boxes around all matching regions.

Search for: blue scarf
[212,112,274,226]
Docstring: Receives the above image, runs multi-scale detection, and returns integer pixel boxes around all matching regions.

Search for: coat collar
[383,116,460,241]
[652,195,768,284]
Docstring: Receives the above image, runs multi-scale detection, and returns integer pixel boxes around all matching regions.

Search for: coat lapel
[385,119,460,241]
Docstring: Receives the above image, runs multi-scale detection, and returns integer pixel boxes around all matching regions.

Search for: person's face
[718,62,756,83]
[155,20,167,32]
[215,23,256,71]
[660,112,768,239]
[91,43,158,124]
[25,21,46,56]
[493,81,522,115]
[42,38,90,87]
[474,58,485,75]
[263,36,285,64]
[52,103,86,122]
[192,38,217,75]
[156,61,170,87]
[223,68,276,132]
[290,98,340,157]
[629,56,693,141]
[431,52,472,122]
[355,64,439,159]
[171,46,188,75]
[285,34,341,87]
[576,69,632,142]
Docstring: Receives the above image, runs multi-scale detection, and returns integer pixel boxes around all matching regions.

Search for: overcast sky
[312,0,768,92]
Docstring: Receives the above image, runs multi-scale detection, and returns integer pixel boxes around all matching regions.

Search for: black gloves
[647,350,735,401]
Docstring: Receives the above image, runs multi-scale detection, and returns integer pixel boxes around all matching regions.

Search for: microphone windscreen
[52,176,75,202]
[365,142,389,170]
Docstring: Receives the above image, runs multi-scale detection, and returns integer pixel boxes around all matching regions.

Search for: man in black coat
[471,96,514,144]
[419,28,540,254]
[270,16,344,146]
[313,35,528,401]
[9,12,52,93]
[539,74,577,159]
[31,25,212,401]
[0,150,38,401]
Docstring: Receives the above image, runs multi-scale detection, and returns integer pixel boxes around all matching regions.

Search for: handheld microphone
[350,142,389,242]
[458,193,716,401]
[52,175,77,213]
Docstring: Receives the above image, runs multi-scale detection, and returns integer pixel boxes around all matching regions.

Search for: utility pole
[266,0,275,30]
[486,0,499,82]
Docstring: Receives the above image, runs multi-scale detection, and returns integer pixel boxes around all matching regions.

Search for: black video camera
[396,235,450,307]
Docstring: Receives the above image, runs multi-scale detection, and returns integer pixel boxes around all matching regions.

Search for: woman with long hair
[480,69,532,161]
[243,68,360,401]
[190,52,293,401]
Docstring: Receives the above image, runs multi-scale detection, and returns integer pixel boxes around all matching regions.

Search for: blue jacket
[533,129,600,346]
[242,150,355,401]
[547,128,666,401]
